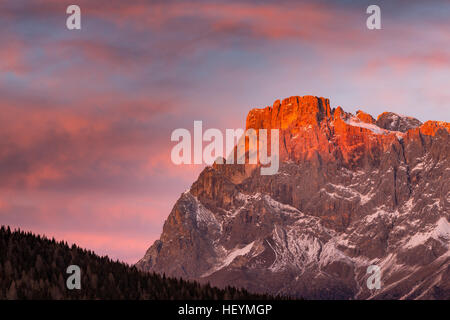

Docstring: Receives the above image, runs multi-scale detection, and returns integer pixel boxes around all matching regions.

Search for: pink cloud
[0,40,29,74]
[362,51,450,75]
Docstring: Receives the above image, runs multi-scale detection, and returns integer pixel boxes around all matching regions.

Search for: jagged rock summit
[137,95,450,299]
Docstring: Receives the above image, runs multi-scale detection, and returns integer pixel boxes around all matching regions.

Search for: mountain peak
[376,112,422,132]
[138,94,450,300]
[244,95,450,166]
[246,95,331,130]
[356,110,376,124]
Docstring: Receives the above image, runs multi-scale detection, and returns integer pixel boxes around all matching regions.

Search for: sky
[0,0,449,263]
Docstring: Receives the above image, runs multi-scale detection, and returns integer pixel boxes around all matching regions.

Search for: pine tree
[6,280,18,300]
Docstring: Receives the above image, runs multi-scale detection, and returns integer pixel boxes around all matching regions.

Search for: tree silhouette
[0,225,284,300]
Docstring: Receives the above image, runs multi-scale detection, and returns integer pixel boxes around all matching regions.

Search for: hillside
[0,226,275,300]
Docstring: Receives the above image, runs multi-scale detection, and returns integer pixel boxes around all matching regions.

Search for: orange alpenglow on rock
[244,95,449,168]
[356,110,376,124]
[419,121,450,136]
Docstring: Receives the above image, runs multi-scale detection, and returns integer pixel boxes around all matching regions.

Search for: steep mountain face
[137,95,450,299]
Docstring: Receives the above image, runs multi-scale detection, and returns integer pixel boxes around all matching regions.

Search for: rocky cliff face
[137,95,450,299]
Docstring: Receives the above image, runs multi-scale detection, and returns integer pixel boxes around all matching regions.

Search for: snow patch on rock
[201,241,255,277]
[403,218,450,249]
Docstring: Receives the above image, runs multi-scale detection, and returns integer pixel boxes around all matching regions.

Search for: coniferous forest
[0,226,277,300]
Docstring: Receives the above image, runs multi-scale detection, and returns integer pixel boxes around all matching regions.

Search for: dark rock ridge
[376,112,423,132]
[137,95,450,300]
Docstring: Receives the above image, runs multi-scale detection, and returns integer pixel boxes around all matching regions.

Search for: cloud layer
[1,0,449,263]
